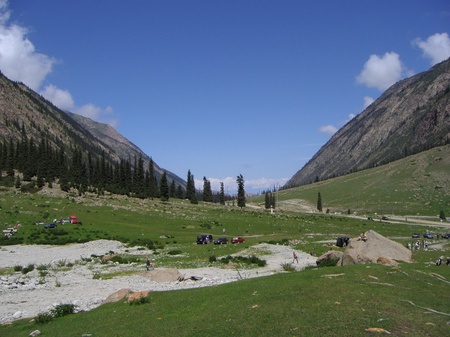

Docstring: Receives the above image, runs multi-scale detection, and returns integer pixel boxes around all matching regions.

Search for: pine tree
[219,182,225,205]
[134,155,145,198]
[159,171,169,201]
[169,179,176,198]
[317,192,323,212]
[236,174,246,208]
[6,139,14,177]
[186,170,196,201]
[271,192,276,209]
[265,192,270,209]
[148,158,158,198]
[202,177,213,202]
[191,189,198,204]
[176,185,184,199]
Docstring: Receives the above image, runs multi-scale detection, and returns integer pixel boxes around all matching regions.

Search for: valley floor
[0,240,317,324]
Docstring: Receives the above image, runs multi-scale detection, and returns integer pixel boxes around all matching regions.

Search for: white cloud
[40,85,117,126]
[0,20,55,90]
[74,104,117,126]
[194,176,288,195]
[363,96,374,109]
[40,85,74,110]
[356,52,406,91]
[0,0,10,24]
[319,125,337,135]
[413,32,450,66]
[0,1,117,127]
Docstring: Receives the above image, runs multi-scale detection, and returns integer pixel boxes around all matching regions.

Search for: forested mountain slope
[0,71,184,189]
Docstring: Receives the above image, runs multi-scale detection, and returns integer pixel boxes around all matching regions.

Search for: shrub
[167,249,182,255]
[109,255,141,264]
[21,264,35,274]
[220,257,230,264]
[36,264,50,271]
[218,255,266,267]
[35,312,53,324]
[260,239,289,246]
[281,262,295,272]
[55,259,68,267]
[209,255,217,262]
[51,304,76,318]
[13,265,23,272]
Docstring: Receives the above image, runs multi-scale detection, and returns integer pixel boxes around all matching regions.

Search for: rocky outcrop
[286,58,450,187]
[340,230,412,266]
[104,288,150,304]
[316,250,344,266]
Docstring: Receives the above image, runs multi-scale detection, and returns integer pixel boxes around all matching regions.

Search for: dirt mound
[340,230,412,266]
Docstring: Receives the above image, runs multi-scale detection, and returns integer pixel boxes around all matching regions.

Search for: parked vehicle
[336,236,350,247]
[367,216,373,220]
[442,233,450,239]
[411,233,420,238]
[214,237,228,245]
[423,233,433,239]
[231,237,245,244]
[197,234,213,244]
[69,215,79,224]
[44,223,57,229]
[382,216,389,220]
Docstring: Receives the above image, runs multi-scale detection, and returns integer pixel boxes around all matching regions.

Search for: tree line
[0,136,243,205]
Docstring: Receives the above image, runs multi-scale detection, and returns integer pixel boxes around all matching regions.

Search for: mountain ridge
[285,58,450,188]
[0,71,185,189]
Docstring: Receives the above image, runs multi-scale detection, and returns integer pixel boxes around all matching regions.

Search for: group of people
[435,256,450,266]
[357,232,367,242]
[407,240,429,251]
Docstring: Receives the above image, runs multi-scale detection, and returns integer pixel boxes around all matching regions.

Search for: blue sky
[1,1,449,194]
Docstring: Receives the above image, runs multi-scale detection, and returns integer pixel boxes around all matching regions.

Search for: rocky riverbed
[0,240,316,324]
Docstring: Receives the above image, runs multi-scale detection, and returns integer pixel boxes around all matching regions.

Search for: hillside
[66,112,185,187]
[286,58,450,187]
[254,145,450,216]
[0,71,184,187]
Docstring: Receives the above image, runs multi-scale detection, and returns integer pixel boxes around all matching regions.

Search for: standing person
[293,251,299,263]
[146,257,151,271]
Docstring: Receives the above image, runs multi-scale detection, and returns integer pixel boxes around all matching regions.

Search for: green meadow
[0,145,449,336]
[255,145,450,217]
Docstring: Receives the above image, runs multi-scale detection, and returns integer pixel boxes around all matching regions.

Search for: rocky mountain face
[285,58,450,188]
[0,71,184,187]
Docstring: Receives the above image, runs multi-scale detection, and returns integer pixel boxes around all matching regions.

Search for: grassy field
[254,144,450,217]
[0,145,449,336]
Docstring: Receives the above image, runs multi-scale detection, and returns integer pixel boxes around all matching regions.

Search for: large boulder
[104,289,150,304]
[316,250,344,266]
[103,288,132,303]
[340,230,411,266]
